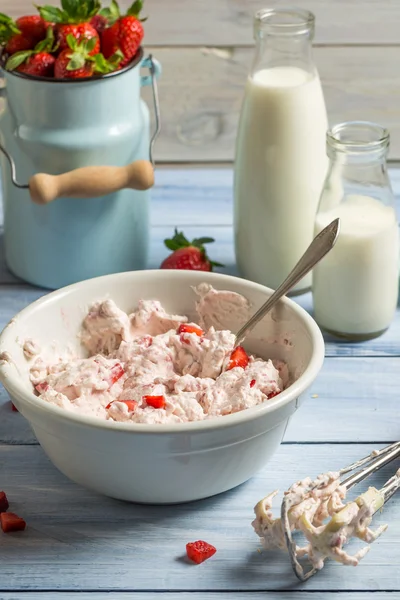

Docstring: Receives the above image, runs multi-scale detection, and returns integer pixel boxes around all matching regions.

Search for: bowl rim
[0,270,325,434]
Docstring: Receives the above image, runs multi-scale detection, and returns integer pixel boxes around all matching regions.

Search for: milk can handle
[140,54,162,167]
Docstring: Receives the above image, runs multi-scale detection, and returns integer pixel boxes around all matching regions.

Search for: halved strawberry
[143,395,166,409]
[0,491,9,512]
[178,324,204,337]
[1,512,26,533]
[186,540,216,564]
[227,346,249,371]
[160,229,224,272]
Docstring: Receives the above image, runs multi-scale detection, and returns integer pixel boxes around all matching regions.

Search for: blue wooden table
[0,168,400,599]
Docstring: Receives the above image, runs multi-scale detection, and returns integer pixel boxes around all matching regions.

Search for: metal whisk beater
[281,441,400,581]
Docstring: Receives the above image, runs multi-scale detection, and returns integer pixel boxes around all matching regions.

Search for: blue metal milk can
[0,49,161,289]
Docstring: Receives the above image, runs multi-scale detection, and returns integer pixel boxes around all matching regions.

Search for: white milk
[234,66,328,293]
[313,194,399,337]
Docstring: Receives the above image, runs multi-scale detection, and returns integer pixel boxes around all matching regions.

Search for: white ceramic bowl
[0,270,324,504]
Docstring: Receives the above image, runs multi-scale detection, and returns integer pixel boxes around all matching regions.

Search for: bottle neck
[251,8,316,77]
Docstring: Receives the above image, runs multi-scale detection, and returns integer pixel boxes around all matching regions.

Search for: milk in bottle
[234,8,328,293]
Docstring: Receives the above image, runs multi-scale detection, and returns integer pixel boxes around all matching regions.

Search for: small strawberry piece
[186,540,216,564]
[250,379,256,388]
[267,391,280,399]
[178,324,204,337]
[1,512,26,533]
[106,399,138,411]
[35,382,49,393]
[101,0,144,68]
[0,492,9,512]
[160,229,224,272]
[11,403,18,412]
[109,363,125,385]
[227,346,249,371]
[143,395,166,409]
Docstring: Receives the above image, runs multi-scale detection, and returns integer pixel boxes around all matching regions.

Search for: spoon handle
[234,218,340,347]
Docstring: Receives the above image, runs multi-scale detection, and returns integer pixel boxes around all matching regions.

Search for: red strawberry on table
[101,0,145,68]
[6,27,57,78]
[54,34,122,79]
[186,540,217,564]
[160,229,224,272]
[38,0,101,55]
[1,512,26,533]
[0,491,9,512]
[0,13,47,54]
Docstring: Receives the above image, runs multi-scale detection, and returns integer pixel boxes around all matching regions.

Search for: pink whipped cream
[28,285,285,425]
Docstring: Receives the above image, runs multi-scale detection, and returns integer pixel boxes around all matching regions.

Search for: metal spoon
[234,218,340,347]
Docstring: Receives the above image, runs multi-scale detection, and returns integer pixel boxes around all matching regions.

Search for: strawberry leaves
[63,33,121,74]
[163,229,224,269]
[98,0,120,25]
[0,13,20,43]
[37,0,101,24]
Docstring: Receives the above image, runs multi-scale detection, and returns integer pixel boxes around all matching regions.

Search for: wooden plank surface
[1,595,400,600]
[4,0,400,45]
[0,443,398,592]
[1,356,398,445]
[139,46,400,162]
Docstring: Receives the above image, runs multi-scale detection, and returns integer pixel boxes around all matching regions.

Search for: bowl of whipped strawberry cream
[0,270,324,503]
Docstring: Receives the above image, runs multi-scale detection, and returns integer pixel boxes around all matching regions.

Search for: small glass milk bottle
[312,121,399,340]
[234,7,328,294]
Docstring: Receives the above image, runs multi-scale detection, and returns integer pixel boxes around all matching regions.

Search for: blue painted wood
[0,357,398,445]
[0,590,400,600]
[0,443,398,592]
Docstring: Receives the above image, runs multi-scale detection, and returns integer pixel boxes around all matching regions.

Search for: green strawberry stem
[99,0,146,25]
[37,0,101,24]
[164,228,224,268]
[64,34,123,73]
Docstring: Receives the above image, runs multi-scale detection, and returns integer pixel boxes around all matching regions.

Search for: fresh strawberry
[16,15,47,41]
[38,0,101,55]
[227,346,249,370]
[186,540,217,564]
[6,27,57,78]
[90,14,107,34]
[0,492,9,512]
[143,395,166,409]
[178,324,204,337]
[57,23,100,55]
[1,512,26,533]
[101,0,145,68]
[54,34,122,79]
[160,229,223,272]
[106,399,138,411]
[0,13,31,54]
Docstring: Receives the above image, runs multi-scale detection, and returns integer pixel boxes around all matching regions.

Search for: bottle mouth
[254,7,315,36]
[327,121,390,154]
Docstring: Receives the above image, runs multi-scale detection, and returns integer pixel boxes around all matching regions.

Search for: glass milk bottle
[234,7,328,294]
[313,122,399,340]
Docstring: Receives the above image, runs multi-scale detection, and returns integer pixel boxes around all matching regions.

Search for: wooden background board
[2,1,400,163]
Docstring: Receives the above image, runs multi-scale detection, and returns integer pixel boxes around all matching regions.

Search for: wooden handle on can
[28,159,155,205]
